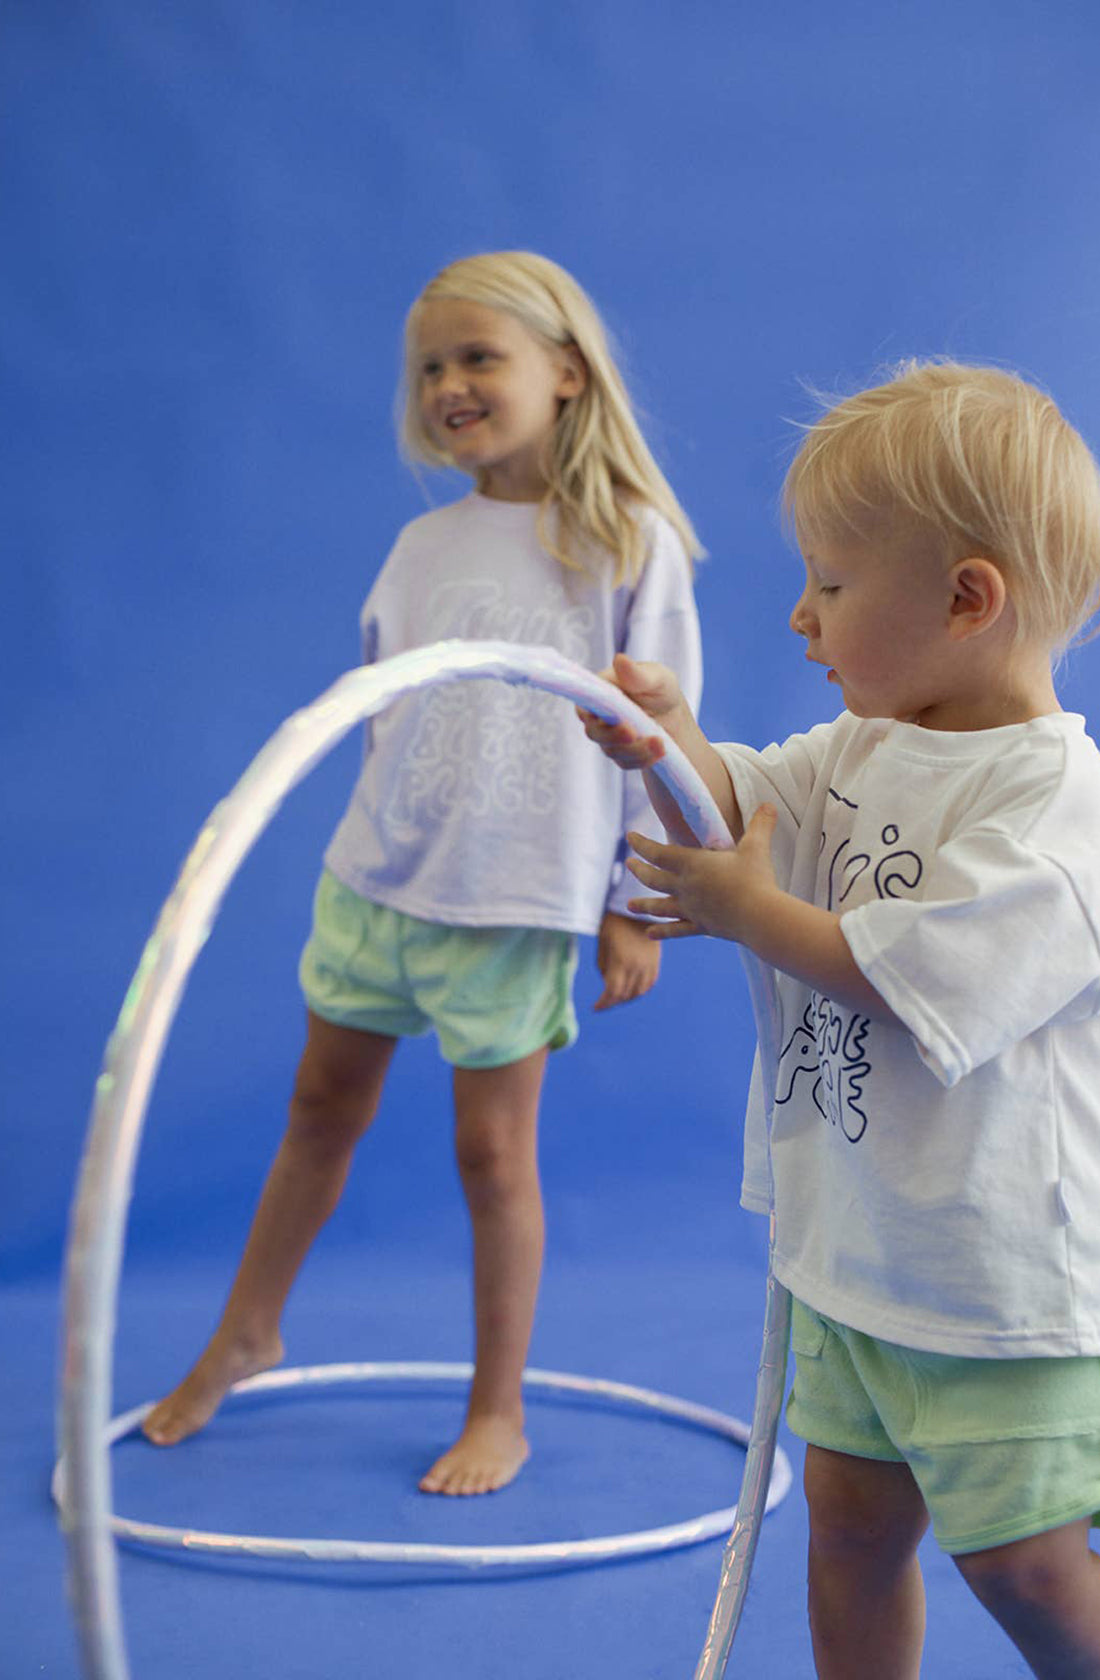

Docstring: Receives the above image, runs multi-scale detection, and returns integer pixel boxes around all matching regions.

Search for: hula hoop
[53,1360,791,1571]
[57,640,790,1680]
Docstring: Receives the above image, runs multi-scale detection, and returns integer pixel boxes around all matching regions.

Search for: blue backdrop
[5,8,1100,1673]
[7,1,1100,1272]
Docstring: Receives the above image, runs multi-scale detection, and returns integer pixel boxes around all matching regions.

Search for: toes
[419,1444,527,1496]
[419,1458,493,1496]
[141,1408,176,1446]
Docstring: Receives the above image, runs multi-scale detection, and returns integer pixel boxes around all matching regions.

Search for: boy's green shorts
[786,1296,1100,1555]
[299,870,578,1070]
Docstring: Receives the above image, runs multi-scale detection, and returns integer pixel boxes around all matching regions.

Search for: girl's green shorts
[787,1296,1100,1555]
[299,870,578,1070]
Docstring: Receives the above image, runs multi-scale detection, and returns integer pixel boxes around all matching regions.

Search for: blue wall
[6,1,1100,1279]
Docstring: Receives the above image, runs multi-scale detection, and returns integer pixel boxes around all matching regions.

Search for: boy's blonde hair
[783,361,1100,651]
[400,250,702,583]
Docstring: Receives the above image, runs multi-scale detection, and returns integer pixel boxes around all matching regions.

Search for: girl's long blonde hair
[399,251,702,583]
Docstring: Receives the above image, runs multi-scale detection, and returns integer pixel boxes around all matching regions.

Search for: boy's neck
[910,647,1061,731]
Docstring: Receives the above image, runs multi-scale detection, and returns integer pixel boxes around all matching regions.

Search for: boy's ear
[947,558,1008,640]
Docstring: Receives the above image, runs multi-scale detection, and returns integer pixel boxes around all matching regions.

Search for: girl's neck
[476,463,549,503]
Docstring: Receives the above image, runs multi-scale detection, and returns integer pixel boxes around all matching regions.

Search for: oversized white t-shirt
[325,493,703,934]
[718,710,1100,1358]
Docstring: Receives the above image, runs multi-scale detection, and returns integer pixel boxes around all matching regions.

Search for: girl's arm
[581,654,744,842]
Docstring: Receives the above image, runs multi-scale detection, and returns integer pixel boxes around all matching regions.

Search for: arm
[593,909,661,1011]
[627,806,901,1026]
[580,654,744,842]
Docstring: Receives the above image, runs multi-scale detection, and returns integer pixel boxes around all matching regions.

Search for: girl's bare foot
[141,1328,284,1446]
[419,1415,530,1496]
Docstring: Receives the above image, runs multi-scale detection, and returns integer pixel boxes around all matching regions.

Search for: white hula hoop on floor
[52,1359,791,1570]
[57,640,791,1680]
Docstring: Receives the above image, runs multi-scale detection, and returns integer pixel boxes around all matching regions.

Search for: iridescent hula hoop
[57,640,791,1680]
[52,1359,791,1570]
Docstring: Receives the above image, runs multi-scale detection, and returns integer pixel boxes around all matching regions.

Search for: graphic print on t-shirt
[775,787,925,1144]
[381,579,596,833]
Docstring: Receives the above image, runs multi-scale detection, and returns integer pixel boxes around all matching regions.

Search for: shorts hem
[940,1498,1100,1556]
[304,999,429,1039]
[785,1416,905,1465]
[445,1022,579,1070]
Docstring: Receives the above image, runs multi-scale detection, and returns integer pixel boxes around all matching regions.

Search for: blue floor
[8,1228,1035,1677]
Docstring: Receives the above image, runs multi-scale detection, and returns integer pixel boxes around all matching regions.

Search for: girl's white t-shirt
[718,710,1100,1358]
[324,493,703,935]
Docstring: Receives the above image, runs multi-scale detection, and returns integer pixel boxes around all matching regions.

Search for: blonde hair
[782,360,1100,651]
[399,250,702,583]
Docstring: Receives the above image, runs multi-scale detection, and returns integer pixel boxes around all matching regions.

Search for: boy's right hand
[577,654,684,770]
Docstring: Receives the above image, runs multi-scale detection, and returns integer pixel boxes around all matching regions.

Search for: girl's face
[413,298,585,501]
[789,530,957,723]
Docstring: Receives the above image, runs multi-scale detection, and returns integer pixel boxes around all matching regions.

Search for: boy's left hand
[626,805,779,942]
[594,910,662,1010]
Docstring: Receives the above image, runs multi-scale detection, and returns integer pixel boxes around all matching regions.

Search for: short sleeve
[715,718,855,893]
[716,723,844,828]
[619,511,702,711]
[604,515,704,915]
[842,828,1100,1087]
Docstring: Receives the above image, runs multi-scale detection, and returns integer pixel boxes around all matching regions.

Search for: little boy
[584,363,1100,1679]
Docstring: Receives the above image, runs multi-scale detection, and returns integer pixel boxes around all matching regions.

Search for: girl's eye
[819,584,839,597]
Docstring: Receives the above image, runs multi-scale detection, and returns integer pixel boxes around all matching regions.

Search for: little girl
[143,251,703,1496]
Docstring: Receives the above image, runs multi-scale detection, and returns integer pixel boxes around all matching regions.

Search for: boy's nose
[790,596,814,636]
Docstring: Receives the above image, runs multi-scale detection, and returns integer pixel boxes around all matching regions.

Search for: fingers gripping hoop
[58,640,791,1680]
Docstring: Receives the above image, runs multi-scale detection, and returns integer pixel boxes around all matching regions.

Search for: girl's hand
[577,654,685,771]
[593,910,662,1010]
[625,805,780,943]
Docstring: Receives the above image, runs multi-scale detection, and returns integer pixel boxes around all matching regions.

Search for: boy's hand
[593,910,662,1010]
[577,654,685,771]
[625,806,780,942]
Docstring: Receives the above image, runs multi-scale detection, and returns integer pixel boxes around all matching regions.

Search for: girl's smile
[414,298,585,502]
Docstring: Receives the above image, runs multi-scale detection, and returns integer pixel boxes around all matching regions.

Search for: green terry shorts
[299,870,578,1070]
[786,1296,1100,1555]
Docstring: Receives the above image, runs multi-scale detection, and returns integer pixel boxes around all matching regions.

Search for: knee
[955,1546,1070,1622]
[804,1453,927,1570]
[808,1499,903,1566]
[288,1065,373,1153]
[453,1123,533,1202]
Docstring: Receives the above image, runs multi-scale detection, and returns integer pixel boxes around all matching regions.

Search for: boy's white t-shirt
[324,493,702,935]
[717,710,1100,1358]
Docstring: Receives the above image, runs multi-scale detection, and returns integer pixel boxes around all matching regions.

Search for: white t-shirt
[718,710,1100,1357]
[324,492,703,934]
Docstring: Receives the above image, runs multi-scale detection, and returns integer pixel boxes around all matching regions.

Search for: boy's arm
[627,808,902,1027]
[580,654,744,843]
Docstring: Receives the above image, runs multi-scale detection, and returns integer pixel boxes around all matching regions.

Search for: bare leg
[954,1517,1100,1678]
[804,1444,931,1679]
[143,1013,397,1445]
[419,1047,548,1495]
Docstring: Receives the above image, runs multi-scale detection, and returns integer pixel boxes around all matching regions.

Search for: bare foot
[142,1328,284,1446]
[419,1415,530,1496]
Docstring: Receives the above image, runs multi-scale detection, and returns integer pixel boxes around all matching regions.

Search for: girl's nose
[790,595,812,636]
[439,363,468,396]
